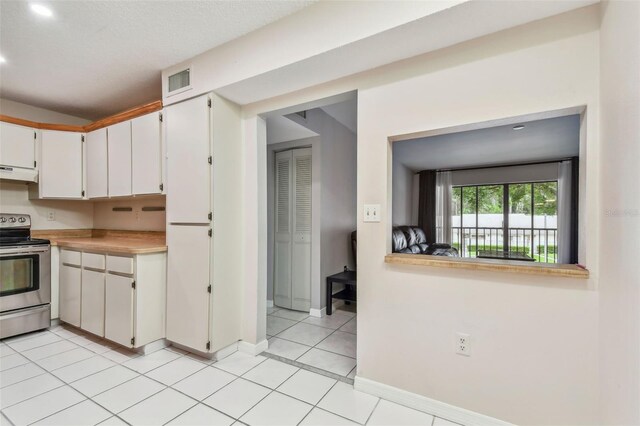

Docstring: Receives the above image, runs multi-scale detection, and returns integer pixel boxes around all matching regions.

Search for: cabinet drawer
[60,249,81,266]
[106,255,134,275]
[82,252,105,270]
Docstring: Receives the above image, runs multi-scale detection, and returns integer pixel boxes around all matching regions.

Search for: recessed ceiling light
[512,125,525,130]
[30,3,53,17]
[0,55,5,64]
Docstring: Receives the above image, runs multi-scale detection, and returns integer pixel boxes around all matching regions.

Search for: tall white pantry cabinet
[165,93,243,354]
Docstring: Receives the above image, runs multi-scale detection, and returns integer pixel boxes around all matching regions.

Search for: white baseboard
[267,300,274,308]
[238,339,269,356]
[139,339,169,355]
[309,307,325,318]
[354,376,514,426]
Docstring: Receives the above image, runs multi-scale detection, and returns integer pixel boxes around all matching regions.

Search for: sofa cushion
[392,228,408,252]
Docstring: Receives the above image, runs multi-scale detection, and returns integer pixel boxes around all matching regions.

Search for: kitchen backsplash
[0,181,94,230]
[92,196,166,231]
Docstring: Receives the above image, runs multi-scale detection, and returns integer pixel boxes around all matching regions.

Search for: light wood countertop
[385,253,589,279]
[32,229,166,255]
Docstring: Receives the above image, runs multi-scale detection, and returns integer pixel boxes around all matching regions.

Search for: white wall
[598,1,640,423]
[163,1,466,105]
[392,161,415,226]
[92,197,166,231]
[451,163,559,186]
[243,6,602,424]
[0,98,90,125]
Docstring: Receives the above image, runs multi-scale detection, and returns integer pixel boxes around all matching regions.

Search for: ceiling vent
[167,68,191,96]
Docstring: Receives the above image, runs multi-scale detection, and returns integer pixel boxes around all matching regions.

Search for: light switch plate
[364,204,381,222]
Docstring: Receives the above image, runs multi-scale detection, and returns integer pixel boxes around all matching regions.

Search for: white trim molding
[267,300,274,308]
[309,307,325,318]
[238,339,269,356]
[354,376,514,426]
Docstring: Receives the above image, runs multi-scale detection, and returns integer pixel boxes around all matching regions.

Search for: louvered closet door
[274,151,293,309]
[291,148,312,311]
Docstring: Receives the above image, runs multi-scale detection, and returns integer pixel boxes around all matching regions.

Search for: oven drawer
[82,252,105,270]
[106,255,134,275]
[60,249,81,266]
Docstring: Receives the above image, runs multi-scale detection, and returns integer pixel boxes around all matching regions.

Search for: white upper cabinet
[86,128,108,198]
[166,95,211,223]
[39,130,84,199]
[0,122,35,169]
[131,112,162,195]
[107,121,132,197]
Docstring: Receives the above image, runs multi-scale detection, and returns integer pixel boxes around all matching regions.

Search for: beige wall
[0,181,93,230]
[356,7,600,424]
[92,197,166,231]
[242,6,602,424]
[598,1,640,423]
[0,98,90,125]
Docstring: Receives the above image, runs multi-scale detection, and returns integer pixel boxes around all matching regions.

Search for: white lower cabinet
[166,225,211,352]
[105,273,134,347]
[59,263,81,327]
[81,268,105,336]
[59,249,166,349]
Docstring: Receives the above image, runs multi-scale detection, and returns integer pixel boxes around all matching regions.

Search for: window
[451,181,558,263]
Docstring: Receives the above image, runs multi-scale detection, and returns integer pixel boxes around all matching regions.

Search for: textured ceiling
[0,0,314,119]
[394,115,580,171]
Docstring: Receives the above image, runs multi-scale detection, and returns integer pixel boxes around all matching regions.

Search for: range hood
[0,166,38,183]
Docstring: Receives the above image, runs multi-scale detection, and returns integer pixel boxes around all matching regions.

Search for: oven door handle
[0,246,51,256]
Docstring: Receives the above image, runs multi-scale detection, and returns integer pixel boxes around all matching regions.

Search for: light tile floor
[0,324,462,426]
[266,306,357,379]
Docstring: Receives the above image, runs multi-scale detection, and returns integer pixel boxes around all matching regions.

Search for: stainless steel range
[0,213,51,339]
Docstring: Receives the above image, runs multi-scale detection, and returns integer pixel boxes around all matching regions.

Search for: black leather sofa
[392,226,459,256]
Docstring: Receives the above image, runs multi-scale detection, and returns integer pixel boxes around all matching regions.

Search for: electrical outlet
[363,204,380,222]
[47,211,55,221]
[456,332,471,356]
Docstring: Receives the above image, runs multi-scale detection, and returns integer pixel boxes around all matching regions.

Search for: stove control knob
[8,217,16,223]
[0,217,6,223]
[18,217,26,223]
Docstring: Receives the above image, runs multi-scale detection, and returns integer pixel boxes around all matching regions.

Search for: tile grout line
[6,321,370,426]
[268,308,357,378]
[363,396,382,425]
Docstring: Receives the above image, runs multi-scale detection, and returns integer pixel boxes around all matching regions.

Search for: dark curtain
[418,170,437,244]
[570,157,579,263]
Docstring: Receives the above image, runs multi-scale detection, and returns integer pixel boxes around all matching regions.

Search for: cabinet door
[107,121,132,197]
[40,130,83,198]
[132,112,162,195]
[166,95,210,223]
[166,224,210,352]
[274,151,292,309]
[0,122,35,168]
[291,149,312,311]
[59,264,81,327]
[81,269,105,336]
[105,274,134,347]
[86,128,108,198]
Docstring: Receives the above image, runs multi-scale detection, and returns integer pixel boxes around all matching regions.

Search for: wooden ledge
[385,253,589,279]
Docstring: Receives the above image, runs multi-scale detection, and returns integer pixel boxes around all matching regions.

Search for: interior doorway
[263,92,358,381]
